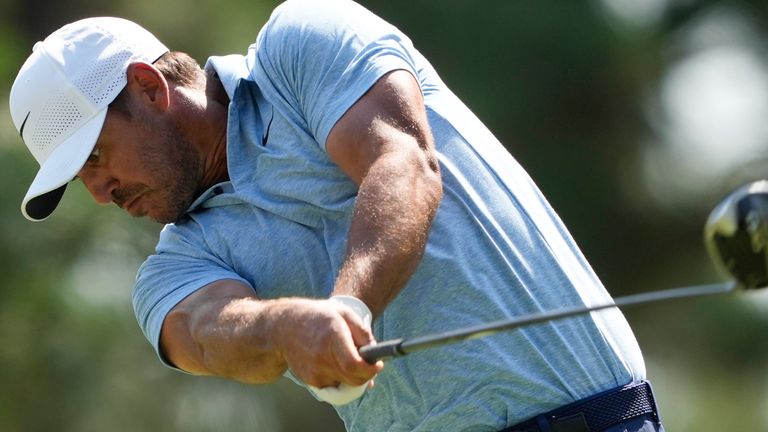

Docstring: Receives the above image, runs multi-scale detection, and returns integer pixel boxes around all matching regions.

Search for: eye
[87,147,101,164]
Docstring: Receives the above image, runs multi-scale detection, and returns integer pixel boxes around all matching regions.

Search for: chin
[139,192,193,224]
[147,204,191,224]
[147,212,180,225]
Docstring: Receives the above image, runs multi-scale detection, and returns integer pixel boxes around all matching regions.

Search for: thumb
[328,295,377,349]
[341,309,376,347]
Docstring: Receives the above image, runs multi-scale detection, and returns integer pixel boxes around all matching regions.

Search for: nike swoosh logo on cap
[19,111,31,141]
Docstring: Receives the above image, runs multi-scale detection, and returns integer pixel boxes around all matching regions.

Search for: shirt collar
[204,54,250,101]
[182,181,239,216]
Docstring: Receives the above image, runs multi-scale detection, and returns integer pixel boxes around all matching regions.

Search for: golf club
[360,180,768,364]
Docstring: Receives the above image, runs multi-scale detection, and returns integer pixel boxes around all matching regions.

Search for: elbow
[424,169,442,219]
[428,158,442,201]
[160,308,210,376]
[420,145,443,212]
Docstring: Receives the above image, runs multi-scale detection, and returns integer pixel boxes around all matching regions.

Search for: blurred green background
[1,0,768,430]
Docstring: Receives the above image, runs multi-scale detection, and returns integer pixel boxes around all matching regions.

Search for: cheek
[135,138,174,176]
[102,124,154,177]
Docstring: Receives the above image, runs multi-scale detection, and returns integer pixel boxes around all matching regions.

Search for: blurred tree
[0,0,767,431]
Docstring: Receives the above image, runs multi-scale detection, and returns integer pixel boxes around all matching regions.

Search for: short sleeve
[132,223,251,368]
[249,0,421,149]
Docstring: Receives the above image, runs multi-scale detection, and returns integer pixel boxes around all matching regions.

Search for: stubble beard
[136,120,204,224]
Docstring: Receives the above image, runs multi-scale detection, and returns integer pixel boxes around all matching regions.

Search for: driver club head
[704,180,768,290]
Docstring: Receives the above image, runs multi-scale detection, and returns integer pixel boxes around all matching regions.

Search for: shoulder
[267,0,378,27]
[259,0,399,48]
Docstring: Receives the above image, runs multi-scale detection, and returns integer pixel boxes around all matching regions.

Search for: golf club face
[704,180,768,290]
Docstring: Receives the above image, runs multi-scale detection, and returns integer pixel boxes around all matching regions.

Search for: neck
[200,128,229,187]
[196,71,231,190]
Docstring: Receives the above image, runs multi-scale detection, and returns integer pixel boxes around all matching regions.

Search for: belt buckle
[550,413,590,432]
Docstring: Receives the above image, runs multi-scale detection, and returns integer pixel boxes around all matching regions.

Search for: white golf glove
[307,295,373,405]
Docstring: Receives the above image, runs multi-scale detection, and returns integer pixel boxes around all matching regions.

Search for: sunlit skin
[76,63,229,224]
[76,60,439,391]
[158,70,439,388]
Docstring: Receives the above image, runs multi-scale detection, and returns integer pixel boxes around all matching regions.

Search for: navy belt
[501,380,660,432]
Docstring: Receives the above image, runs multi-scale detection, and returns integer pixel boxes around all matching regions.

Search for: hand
[277,298,384,390]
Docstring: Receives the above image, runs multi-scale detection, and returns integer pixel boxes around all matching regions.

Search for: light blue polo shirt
[133,1,645,430]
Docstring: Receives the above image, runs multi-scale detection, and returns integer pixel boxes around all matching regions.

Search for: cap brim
[21,108,108,221]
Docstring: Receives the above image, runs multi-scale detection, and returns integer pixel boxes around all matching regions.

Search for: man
[10,1,665,431]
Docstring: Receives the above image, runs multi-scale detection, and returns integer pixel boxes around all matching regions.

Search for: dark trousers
[501,380,665,432]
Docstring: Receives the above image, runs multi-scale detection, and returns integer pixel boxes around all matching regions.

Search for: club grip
[359,338,405,363]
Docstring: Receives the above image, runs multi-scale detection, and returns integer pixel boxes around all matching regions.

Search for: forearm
[333,142,442,317]
[161,281,381,387]
[162,289,291,384]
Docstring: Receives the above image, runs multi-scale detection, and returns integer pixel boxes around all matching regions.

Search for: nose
[77,166,118,205]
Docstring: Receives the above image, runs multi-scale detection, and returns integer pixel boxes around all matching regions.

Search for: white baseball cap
[9,17,169,221]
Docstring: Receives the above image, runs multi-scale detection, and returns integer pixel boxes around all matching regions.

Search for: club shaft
[359,281,737,363]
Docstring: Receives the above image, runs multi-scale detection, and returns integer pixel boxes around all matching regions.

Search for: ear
[124,62,170,111]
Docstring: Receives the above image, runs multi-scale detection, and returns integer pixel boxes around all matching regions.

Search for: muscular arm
[160,280,282,383]
[160,279,381,386]
[159,69,437,387]
[327,69,443,317]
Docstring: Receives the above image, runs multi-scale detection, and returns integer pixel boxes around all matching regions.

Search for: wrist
[266,298,311,362]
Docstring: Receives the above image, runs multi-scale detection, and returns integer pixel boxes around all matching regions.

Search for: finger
[330,330,377,384]
[328,318,382,385]
[291,359,340,388]
[337,309,385,371]
[337,307,376,347]
[285,321,356,387]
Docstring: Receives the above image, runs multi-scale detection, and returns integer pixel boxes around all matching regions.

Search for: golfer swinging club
[10,1,665,431]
